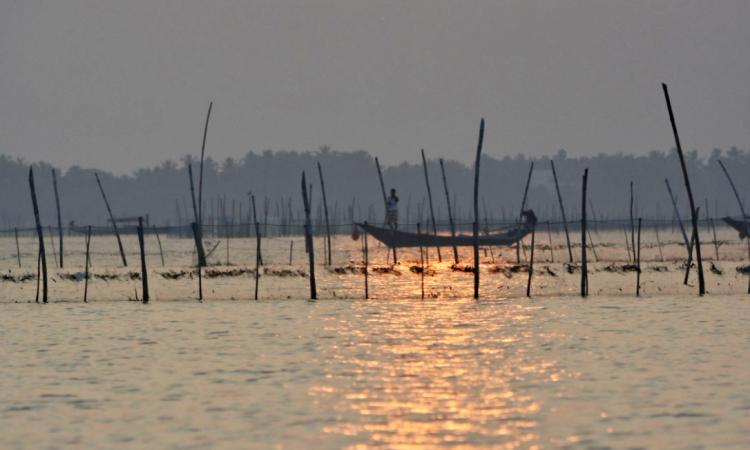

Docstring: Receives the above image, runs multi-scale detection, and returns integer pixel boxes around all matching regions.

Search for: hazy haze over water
[1,0,749,173]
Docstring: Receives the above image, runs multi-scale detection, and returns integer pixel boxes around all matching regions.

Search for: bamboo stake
[84,226,91,303]
[473,119,484,300]
[317,162,333,265]
[518,161,534,264]
[301,172,317,300]
[14,227,21,267]
[48,226,58,268]
[187,164,206,267]
[665,178,690,250]
[29,168,48,303]
[418,223,424,300]
[420,149,441,262]
[551,160,574,263]
[94,173,127,267]
[250,192,263,265]
[254,196,261,300]
[526,221,536,297]
[546,221,554,262]
[630,181,636,263]
[581,168,589,297]
[197,101,213,225]
[636,217,642,296]
[153,226,165,266]
[35,247,41,303]
[289,240,294,265]
[137,217,149,303]
[52,168,64,268]
[663,83,704,295]
[363,230,369,299]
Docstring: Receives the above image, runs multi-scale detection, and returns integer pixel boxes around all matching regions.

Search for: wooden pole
[52,168,64,268]
[250,192,263,265]
[301,172,317,300]
[580,168,589,297]
[198,101,213,225]
[420,149,442,262]
[152,226,165,266]
[84,226,91,303]
[526,221,536,297]
[14,227,21,268]
[663,83,705,295]
[94,173,127,267]
[636,217,642,297]
[665,179,691,250]
[710,217,719,261]
[35,247,41,303]
[546,221,554,262]
[48,226,58,268]
[289,240,294,265]
[684,209,699,285]
[363,230,369,299]
[630,181,636,263]
[137,217,149,303]
[473,119,485,300]
[29,168,48,303]
[254,200,261,301]
[317,162,333,265]
[551,160,574,263]
[418,222,424,300]
[187,164,206,267]
[518,161,534,264]
[439,159,459,264]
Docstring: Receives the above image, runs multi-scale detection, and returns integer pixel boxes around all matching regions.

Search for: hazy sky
[1,0,748,173]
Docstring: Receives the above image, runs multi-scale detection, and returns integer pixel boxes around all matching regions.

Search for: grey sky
[1,0,748,174]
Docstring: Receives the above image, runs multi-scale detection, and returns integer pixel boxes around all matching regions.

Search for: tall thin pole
[636,217,642,297]
[301,172,317,300]
[418,223,424,300]
[188,164,206,267]
[254,195,261,301]
[52,168,64,268]
[665,178,691,251]
[630,182,636,263]
[551,160,574,263]
[518,162,534,264]
[94,173,127,267]
[14,227,21,268]
[663,83,704,295]
[439,158,459,264]
[317,162,333,265]
[473,119,485,300]
[363,230,369,299]
[526,221,536,297]
[580,168,589,297]
[83,226,91,303]
[197,101,213,225]
[153,226,165,266]
[29,168,48,303]
[420,149,441,262]
[137,217,149,304]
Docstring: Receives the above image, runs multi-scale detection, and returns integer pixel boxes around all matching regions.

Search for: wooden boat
[722,216,750,239]
[358,210,536,248]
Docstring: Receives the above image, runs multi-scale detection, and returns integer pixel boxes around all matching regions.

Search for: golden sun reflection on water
[310,298,564,448]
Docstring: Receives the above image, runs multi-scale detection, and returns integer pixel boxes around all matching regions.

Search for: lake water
[1,231,749,448]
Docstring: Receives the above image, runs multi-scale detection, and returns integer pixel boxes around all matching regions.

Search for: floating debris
[710,262,723,275]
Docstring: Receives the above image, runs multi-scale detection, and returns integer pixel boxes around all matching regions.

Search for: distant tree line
[1,146,749,230]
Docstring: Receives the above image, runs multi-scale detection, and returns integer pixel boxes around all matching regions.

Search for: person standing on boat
[386,188,399,229]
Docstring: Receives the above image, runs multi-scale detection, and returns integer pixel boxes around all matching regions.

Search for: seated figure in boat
[386,188,399,229]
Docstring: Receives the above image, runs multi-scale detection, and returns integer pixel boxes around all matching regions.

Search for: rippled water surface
[1,296,748,449]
